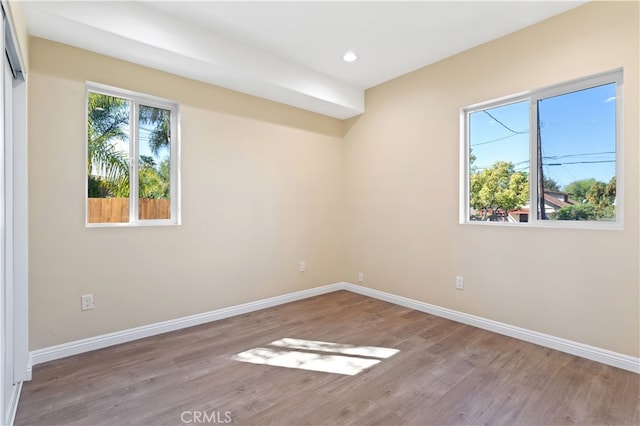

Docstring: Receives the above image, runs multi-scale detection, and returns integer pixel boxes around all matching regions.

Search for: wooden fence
[88,198,171,223]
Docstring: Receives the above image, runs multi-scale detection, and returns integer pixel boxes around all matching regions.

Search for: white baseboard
[5,380,23,426]
[29,281,639,374]
[30,282,347,366]
[344,283,640,374]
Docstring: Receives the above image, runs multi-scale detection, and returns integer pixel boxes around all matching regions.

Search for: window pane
[87,92,131,223]
[537,83,617,221]
[468,100,530,222]
[138,104,171,220]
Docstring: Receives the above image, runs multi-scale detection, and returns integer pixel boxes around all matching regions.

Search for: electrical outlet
[455,276,464,290]
[81,294,94,310]
[299,261,306,272]
[358,272,364,283]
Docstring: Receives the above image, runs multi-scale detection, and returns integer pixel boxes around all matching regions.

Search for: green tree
[559,176,616,220]
[586,182,608,208]
[586,176,616,219]
[138,156,170,199]
[543,176,560,192]
[139,105,171,156]
[563,178,596,203]
[606,176,616,197]
[88,95,172,200]
[138,105,171,200]
[556,203,597,221]
[87,93,130,197]
[585,176,616,208]
[469,149,477,174]
[470,161,529,220]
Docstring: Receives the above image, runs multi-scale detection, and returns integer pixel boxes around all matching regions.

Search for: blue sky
[139,123,170,164]
[469,83,616,190]
[115,115,170,165]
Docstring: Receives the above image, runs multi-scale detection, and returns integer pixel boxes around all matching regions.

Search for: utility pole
[537,103,546,220]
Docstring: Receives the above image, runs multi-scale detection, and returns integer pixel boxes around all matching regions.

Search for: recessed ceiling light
[343,51,358,63]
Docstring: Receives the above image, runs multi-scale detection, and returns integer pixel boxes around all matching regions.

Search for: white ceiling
[23,1,586,119]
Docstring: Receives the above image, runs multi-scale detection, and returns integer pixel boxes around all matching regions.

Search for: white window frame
[460,69,623,230]
[85,83,181,227]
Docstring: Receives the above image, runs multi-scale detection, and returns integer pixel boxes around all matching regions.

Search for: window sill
[86,220,181,228]
[460,219,623,231]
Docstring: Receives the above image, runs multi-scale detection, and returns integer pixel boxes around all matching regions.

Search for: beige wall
[29,2,639,358]
[28,38,345,349]
[343,1,639,357]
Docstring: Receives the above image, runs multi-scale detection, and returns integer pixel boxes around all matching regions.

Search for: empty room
[0,0,638,425]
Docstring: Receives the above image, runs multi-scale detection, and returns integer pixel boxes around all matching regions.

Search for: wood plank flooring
[15,291,640,425]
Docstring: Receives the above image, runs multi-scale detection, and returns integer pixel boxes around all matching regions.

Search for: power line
[559,165,578,182]
[542,151,615,160]
[542,119,613,126]
[474,159,529,170]
[482,110,529,135]
[473,150,614,167]
[545,160,615,166]
[473,152,615,170]
[470,132,528,147]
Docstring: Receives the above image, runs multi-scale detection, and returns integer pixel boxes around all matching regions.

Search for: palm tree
[138,105,171,200]
[87,92,130,197]
[88,94,172,199]
[139,104,171,156]
[138,156,170,199]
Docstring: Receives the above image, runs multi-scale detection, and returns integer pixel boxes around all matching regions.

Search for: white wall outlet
[455,276,464,290]
[299,261,306,272]
[81,294,94,310]
[358,272,364,283]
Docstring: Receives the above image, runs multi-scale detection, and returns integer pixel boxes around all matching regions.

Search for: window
[86,84,180,226]
[461,69,622,228]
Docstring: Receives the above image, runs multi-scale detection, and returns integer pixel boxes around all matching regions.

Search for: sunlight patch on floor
[231,338,399,376]
[270,337,399,358]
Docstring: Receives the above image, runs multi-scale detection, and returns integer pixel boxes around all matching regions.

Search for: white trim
[85,82,181,227]
[30,283,347,366]
[5,380,21,426]
[459,107,469,224]
[461,68,623,229]
[344,283,640,374]
[29,282,639,374]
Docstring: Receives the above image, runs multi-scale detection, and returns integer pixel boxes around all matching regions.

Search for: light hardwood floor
[15,291,640,425]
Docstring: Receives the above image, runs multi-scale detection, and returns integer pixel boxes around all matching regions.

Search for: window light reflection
[231,338,399,376]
